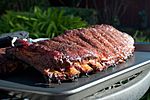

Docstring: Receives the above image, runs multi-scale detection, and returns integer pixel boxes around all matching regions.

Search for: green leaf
[0,7,88,38]
[46,22,53,35]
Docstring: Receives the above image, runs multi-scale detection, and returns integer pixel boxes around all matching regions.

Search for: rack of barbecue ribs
[5,24,135,83]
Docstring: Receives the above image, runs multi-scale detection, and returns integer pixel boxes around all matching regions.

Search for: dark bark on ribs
[52,30,100,59]
[77,28,116,63]
[97,25,134,58]
[6,24,135,83]
[37,40,98,61]
[53,29,109,62]
[92,26,126,61]
[0,48,28,75]
[6,40,98,81]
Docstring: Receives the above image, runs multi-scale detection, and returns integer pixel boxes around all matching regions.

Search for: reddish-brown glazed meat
[6,24,135,83]
[0,48,28,75]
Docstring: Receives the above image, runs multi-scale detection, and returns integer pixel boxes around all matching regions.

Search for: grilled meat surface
[6,24,135,83]
[0,48,28,75]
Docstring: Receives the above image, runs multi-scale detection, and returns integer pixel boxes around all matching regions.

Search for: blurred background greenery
[0,0,149,99]
[0,0,150,42]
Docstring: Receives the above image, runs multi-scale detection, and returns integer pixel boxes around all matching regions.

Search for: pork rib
[6,24,135,83]
[0,48,28,75]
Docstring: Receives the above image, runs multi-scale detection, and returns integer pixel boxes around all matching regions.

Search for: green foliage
[133,30,150,42]
[120,27,150,42]
[0,7,87,38]
[134,31,146,42]
[56,7,98,25]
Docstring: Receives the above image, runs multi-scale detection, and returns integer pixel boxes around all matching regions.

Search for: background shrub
[60,7,98,25]
[0,7,87,38]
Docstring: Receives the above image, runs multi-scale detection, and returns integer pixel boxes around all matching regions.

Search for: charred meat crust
[0,48,28,75]
[6,24,135,83]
